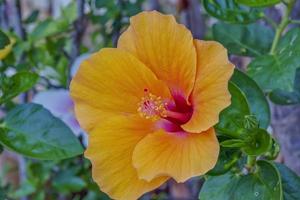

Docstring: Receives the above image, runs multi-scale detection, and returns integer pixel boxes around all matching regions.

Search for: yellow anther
[137,91,167,120]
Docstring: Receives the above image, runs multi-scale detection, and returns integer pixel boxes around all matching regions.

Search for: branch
[112,0,124,47]
[269,0,296,54]
[14,0,26,40]
[69,0,86,81]
[0,0,9,30]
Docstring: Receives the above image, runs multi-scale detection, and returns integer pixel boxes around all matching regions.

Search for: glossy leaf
[243,115,259,129]
[269,68,300,105]
[231,69,270,128]
[248,28,300,92]
[264,138,280,160]
[0,30,9,49]
[221,139,245,148]
[220,128,272,156]
[216,82,251,138]
[236,0,280,7]
[199,160,282,200]
[208,148,241,176]
[202,0,263,24]
[0,72,39,104]
[275,163,300,200]
[242,128,272,156]
[213,23,274,56]
[0,103,84,160]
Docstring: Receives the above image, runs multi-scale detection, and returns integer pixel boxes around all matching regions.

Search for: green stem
[290,19,300,24]
[263,16,278,29]
[269,0,296,55]
[246,155,257,172]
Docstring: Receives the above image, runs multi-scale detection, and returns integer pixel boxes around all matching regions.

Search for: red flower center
[138,89,193,133]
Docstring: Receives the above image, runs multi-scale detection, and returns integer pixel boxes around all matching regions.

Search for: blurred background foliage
[0,0,300,199]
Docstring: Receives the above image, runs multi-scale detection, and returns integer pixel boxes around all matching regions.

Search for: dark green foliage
[0,72,38,104]
[0,103,84,160]
[236,0,280,7]
[269,68,300,104]
[213,23,274,57]
[0,0,299,199]
[248,28,300,93]
[202,0,264,24]
[231,69,270,128]
[275,163,300,200]
[200,161,282,200]
[0,30,9,49]
[216,83,250,138]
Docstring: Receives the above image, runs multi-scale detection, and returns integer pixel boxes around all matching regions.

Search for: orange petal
[85,116,169,200]
[182,40,234,133]
[118,11,196,99]
[132,128,219,183]
[70,48,171,131]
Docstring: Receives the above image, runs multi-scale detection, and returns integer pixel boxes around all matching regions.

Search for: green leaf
[0,29,10,49]
[202,0,264,24]
[219,128,272,156]
[269,68,300,105]
[242,128,272,156]
[200,160,282,200]
[24,10,39,24]
[275,163,300,200]
[0,72,39,104]
[236,0,280,7]
[0,103,84,160]
[231,69,270,128]
[216,83,251,137]
[248,28,300,92]
[264,138,280,160]
[244,115,259,129]
[30,18,69,40]
[61,2,77,24]
[26,161,54,185]
[213,23,274,57]
[0,187,5,200]
[207,148,241,176]
[53,171,87,193]
[221,139,245,148]
[10,180,36,198]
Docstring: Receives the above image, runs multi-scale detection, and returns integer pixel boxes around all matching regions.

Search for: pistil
[164,110,191,124]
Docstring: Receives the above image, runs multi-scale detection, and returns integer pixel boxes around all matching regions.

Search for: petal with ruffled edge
[85,116,169,200]
[182,40,234,133]
[118,11,196,99]
[70,48,171,132]
[132,128,219,183]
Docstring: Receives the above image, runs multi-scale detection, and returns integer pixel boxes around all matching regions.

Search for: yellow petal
[118,11,196,99]
[70,48,171,131]
[132,128,219,183]
[182,40,234,133]
[85,116,168,200]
